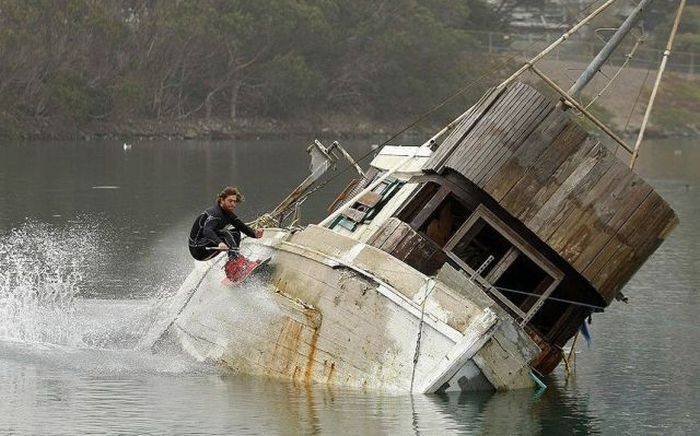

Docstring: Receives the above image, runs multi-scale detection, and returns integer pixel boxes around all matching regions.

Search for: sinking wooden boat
[153,2,680,393]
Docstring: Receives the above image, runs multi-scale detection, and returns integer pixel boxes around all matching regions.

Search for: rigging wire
[584,36,644,110]
[263,0,616,222]
[615,60,654,155]
[624,65,653,133]
[494,286,605,311]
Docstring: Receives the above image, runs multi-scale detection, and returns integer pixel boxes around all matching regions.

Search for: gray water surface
[0,138,697,435]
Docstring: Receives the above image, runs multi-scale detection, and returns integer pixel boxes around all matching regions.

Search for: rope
[149,257,221,349]
[409,279,436,392]
[291,0,614,204]
[623,65,653,134]
[281,71,500,214]
[614,62,653,155]
[584,37,644,110]
[564,331,580,379]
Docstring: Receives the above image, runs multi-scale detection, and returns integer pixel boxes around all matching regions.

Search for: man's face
[220,195,239,213]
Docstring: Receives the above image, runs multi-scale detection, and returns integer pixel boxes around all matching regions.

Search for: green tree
[0,0,497,134]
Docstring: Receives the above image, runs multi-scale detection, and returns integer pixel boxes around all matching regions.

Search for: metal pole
[568,0,655,95]
[585,39,644,110]
[630,0,687,169]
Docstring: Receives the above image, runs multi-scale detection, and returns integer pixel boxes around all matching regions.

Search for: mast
[568,0,655,95]
[320,0,622,228]
[630,0,687,169]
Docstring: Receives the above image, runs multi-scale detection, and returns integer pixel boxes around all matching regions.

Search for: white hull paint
[163,225,539,393]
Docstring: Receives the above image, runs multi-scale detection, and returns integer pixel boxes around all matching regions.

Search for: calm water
[0,137,698,435]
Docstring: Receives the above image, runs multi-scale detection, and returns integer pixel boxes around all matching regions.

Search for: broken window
[396,182,474,247]
[444,205,563,325]
[419,194,472,247]
[448,218,510,276]
[329,176,404,232]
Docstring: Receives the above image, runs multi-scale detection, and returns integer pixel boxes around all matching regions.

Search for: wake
[0,219,214,374]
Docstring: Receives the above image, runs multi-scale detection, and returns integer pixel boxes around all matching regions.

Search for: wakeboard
[223,255,271,286]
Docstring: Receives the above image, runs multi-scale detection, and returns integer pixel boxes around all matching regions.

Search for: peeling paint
[170,225,540,393]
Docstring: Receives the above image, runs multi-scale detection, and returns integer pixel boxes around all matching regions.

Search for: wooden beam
[529,65,633,154]
[470,205,564,283]
[521,278,560,326]
[409,185,451,229]
[444,214,485,252]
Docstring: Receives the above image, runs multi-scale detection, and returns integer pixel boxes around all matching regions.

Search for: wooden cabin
[362,82,678,373]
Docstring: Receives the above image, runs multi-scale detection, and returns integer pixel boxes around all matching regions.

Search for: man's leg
[219,229,241,260]
[189,244,218,261]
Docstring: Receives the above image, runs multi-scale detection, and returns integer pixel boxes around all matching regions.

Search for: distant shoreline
[3,116,696,142]
[2,116,418,142]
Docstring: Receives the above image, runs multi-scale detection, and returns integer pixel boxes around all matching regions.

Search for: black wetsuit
[188,204,257,261]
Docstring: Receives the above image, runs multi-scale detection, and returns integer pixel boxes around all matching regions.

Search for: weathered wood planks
[368,217,447,276]
[426,87,506,173]
[427,81,678,303]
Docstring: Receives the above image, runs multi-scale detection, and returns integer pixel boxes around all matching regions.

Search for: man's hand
[255,228,264,238]
[217,242,229,251]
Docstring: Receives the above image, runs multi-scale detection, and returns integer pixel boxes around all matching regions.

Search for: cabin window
[448,217,510,275]
[329,176,404,232]
[397,182,440,224]
[419,194,472,247]
[397,183,474,246]
[444,205,563,325]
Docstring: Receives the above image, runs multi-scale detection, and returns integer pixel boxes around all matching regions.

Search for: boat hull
[168,226,539,393]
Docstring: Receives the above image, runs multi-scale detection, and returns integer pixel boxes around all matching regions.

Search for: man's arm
[230,215,258,238]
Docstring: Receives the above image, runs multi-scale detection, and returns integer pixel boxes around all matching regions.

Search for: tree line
[0,0,506,136]
[0,1,693,138]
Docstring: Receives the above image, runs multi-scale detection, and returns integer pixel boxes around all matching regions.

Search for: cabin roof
[424,82,678,303]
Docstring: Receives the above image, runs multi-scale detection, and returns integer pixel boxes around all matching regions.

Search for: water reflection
[1,339,605,436]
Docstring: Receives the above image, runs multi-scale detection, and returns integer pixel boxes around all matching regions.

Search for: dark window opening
[397,182,439,223]
[443,206,565,330]
[419,194,472,247]
[529,278,600,344]
[494,256,551,309]
[528,296,569,340]
[451,219,510,277]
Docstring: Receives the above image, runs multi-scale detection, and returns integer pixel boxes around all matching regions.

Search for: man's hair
[217,186,244,203]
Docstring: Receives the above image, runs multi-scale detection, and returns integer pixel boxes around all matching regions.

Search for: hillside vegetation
[0,0,697,139]
[0,0,501,139]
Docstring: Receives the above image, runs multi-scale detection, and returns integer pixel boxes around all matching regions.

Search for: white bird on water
[123,142,132,151]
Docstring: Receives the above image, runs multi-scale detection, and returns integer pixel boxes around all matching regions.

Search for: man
[188,186,263,261]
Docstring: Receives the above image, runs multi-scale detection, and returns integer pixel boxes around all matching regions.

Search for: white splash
[0,218,221,375]
[0,219,99,346]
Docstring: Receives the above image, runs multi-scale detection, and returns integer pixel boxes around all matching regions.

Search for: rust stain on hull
[303,307,323,386]
[304,326,320,385]
[325,361,336,385]
[270,318,304,377]
[265,306,325,386]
